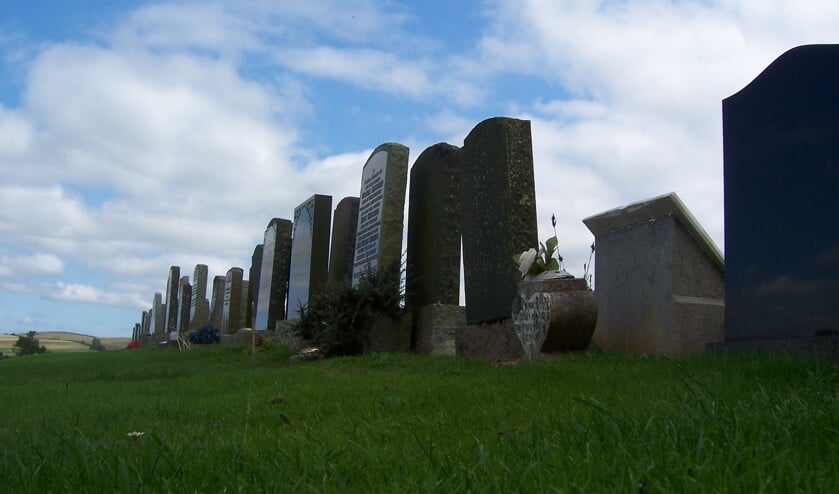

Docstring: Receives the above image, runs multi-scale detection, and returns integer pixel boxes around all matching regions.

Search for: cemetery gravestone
[288,194,332,316]
[152,292,164,335]
[583,192,725,356]
[406,143,463,355]
[176,276,192,333]
[164,266,180,333]
[248,244,263,328]
[351,143,409,286]
[459,117,538,325]
[719,44,839,356]
[222,268,244,334]
[327,197,360,284]
[189,264,210,331]
[209,275,226,330]
[254,219,292,331]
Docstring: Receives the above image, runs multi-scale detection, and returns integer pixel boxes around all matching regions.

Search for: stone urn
[511,270,598,359]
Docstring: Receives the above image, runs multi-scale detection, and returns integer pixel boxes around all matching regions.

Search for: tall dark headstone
[721,44,839,354]
[406,143,461,308]
[288,194,333,314]
[140,310,150,336]
[254,219,292,331]
[248,244,263,328]
[327,197,360,284]
[176,276,192,333]
[164,266,180,333]
[351,143,409,286]
[209,275,226,330]
[189,264,210,331]
[460,117,538,324]
[151,292,164,334]
[222,267,244,334]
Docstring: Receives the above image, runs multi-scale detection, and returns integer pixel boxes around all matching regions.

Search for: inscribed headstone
[288,194,332,315]
[254,219,292,331]
[351,143,409,286]
[152,292,164,334]
[460,117,537,324]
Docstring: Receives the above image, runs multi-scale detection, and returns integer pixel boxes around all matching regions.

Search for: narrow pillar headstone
[176,276,192,333]
[222,267,244,334]
[209,275,226,330]
[241,280,249,328]
[152,292,164,334]
[288,194,333,315]
[140,310,149,336]
[164,266,180,333]
[189,264,210,331]
[460,117,538,324]
[248,245,263,328]
[351,143,409,286]
[584,193,725,356]
[327,197,360,284]
[254,219,292,331]
[720,44,839,355]
[133,323,140,340]
[406,143,461,308]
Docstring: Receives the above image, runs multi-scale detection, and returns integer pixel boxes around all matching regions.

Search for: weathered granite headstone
[222,267,244,334]
[164,266,180,333]
[288,194,332,315]
[583,192,725,356]
[141,310,150,336]
[132,323,140,341]
[189,264,210,331]
[716,44,839,357]
[176,276,192,333]
[406,143,463,354]
[459,117,538,325]
[254,219,292,331]
[152,292,164,335]
[327,197,360,284]
[247,245,263,328]
[209,275,226,330]
[406,143,461,308]
[351,143,409,286]
[241,279,249,328]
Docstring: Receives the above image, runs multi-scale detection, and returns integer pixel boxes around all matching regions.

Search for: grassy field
[0,344,836,492]
[0,332,131,355]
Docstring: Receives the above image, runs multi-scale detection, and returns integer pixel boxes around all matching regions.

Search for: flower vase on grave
[511,270,598,359]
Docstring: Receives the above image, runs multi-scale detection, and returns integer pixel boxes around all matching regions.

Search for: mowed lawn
[0,343,836,492]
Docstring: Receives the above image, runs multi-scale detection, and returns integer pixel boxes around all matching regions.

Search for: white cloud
[47,281,146,308]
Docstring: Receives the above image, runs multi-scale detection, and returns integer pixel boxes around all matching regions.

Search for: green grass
[1,344,836,492]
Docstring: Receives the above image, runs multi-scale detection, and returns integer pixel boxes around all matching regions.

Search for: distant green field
[0,344,836,492]
[0,331,130,355]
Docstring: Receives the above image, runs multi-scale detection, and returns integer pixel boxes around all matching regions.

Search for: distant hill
[0,332,131,355]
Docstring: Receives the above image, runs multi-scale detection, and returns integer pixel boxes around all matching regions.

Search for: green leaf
[547,258,560,271]
[546,236,558,256]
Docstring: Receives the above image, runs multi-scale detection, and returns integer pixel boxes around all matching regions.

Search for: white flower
[127,431,145,438]
[518,248,537,277]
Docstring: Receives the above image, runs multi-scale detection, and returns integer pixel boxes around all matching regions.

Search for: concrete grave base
[413,304,465,356]
[365,312,412,353]
[707,335,839,363]
[456,319,525,361]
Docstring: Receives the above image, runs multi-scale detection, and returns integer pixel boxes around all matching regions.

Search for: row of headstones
[133,44,838,359]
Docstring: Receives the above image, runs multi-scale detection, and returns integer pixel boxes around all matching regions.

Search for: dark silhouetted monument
[327,197,360,284]
[288,194,332,315]
[254,219,292,331]
[718,44,839,357]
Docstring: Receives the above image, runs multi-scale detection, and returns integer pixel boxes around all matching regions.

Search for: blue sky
[1,1,836,338]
